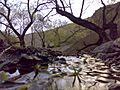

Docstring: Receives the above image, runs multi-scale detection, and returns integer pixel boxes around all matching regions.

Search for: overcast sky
[12,0,120,21]
[1,0,120,34]
[74,0,120,18]
[50,0,120,22]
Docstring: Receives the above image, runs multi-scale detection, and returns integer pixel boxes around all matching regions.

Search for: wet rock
[0,61,4,64]
[49,50,62,57]
[54,57,67,64]
[18,67,34,75]
[113,38,120,47]
[28,81,48,90]
[28,82,40,90]
[96,77,113,83]
[17,54,40,75]
[0,81,25,88]
[108,84,120,90]
[18,55,38,66]
[36,54,50,63]
[59,58,67,64]
[92,38,120,71]
[92,41,114,54]
[2,63,17,74]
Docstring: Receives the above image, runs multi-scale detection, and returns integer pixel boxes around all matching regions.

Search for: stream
[0,54,119,90]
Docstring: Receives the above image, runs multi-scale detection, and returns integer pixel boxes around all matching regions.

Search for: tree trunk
[101,30,110,42]
[41,38,45,48]
[19,36,25,48]
[108,23,118,40]
[56,8,112,43]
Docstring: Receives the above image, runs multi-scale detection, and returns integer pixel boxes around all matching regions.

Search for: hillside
[25,23,99,54]
[25,2,120,55]
[0,31,17,46]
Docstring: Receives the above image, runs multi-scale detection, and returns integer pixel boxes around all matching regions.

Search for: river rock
[92,41,114,54]
[90,38,120,77]
[108,84,120,90]
[92,38,120,63]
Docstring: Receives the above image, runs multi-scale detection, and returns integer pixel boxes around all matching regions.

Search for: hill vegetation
[21,2,120,55]
[25,23,99,55]
[0,31,18,46]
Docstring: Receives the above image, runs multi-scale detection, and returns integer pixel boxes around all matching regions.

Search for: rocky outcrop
[92,2,120,35]
[92,38,120,71]
[0,47,63,75]
[108,84,120,90]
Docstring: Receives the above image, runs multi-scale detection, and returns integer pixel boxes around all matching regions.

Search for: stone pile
[92,38,120,72]
[0,47,63,75]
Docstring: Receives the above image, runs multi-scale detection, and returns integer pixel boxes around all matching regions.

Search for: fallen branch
[0,46,12,57]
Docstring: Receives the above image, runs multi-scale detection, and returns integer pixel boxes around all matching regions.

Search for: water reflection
[2,55,120,90]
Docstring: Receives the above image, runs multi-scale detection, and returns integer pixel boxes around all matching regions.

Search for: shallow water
[1,55,119,90]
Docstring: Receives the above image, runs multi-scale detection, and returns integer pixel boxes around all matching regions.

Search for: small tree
[49,19,67,47]
[32,14,47,48]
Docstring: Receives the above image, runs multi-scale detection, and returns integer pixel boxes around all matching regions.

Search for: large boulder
[92,38,120,67]
[92,41,114,54]
[108,84,120,90]
[92,38,120,55]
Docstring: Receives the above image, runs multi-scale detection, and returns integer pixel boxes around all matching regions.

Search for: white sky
[73,0,120,18]
[51,0,120,22]
[1,0,120,34]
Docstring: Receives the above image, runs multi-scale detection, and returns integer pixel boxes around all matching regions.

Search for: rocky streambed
[0,53,120,90]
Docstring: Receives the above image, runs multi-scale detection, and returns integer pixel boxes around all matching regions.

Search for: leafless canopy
[0,0,54,47]
[53,0,120,54]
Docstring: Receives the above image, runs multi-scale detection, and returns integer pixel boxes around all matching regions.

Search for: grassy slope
[0,31,18,45]
[25,2,120,55]
[25,23,99,55]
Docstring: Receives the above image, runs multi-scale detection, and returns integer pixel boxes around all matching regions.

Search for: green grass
[24,2,120,55]
[24,23,99,55]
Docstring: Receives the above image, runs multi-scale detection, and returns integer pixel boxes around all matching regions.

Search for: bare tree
[33,21,46,48]
[53,0,120,53]
[0,0,53,47]
[32,13,54,48]
[50,19,67,47]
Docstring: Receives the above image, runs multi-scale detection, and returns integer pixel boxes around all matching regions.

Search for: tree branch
[60,0,65,11]
[76,35,103,57]
[0,1,20,37]
[101,0,106,29]
[69,0,73,14]
[0,22,10,28]
[43,8,54,20]
[23,1,53,37]
[80,0,85,18]
[0,1,10,18]
[27,0,32,19]
[60,29,82,44]
[56,8,102,34]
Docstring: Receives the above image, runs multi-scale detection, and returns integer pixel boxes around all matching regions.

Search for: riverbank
[0,54,120,90]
